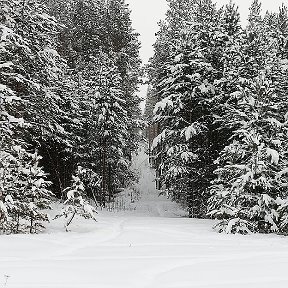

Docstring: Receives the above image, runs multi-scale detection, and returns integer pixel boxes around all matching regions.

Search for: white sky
[125,0,286,105]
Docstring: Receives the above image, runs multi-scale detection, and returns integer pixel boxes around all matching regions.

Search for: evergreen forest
[0,0,142,233]
[1,0,288,236]
[146,0,288,235]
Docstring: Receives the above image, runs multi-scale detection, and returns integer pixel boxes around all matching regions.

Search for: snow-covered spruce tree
[212,0,270,136]
[1,148,53,234]
[55,166,97,231]
[150,0,230,218]
[273,6,288,234]
[261,4,288,62]
[262,4,288,62]
[210,0,287,233]
[0,0,57,233]
[55,48,136,206]
[244,0,270,79]
[208,70,288,234]
[212,1,243,129]
[277,4,288,58]
[54,0,142,150]
[0,0,77,198]
[208,1,288,233]
[209,1,247,179]
[1,0,67,129]
[89,54,133,205]
[147,0,198,95]
[102,0,143,157]
[21,1,77,197]
[274,62,288,235]
[151,31,209,217]
[0,140,53,234]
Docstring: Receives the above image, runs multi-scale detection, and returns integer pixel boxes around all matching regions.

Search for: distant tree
[78,53,134,205]
[278,4,288,55]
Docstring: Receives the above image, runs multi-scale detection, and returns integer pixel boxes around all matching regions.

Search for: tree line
[147,0,288,234]
[0,0,141,233]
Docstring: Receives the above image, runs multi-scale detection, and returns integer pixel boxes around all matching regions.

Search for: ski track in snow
[1,144,288,288]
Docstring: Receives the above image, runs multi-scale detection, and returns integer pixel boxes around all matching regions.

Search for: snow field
[1,214,288,288]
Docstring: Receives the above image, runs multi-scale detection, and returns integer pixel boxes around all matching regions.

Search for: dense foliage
[148,0,288,234]
[0,0,141,233]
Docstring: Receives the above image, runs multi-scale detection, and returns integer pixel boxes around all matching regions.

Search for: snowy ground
[1,145,288,288]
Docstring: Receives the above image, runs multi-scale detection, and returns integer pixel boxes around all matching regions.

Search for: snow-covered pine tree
[0,0,56,234]
[208,1,288,234]
[92,53,133,205]
[151,0,226,217]
[276,4,288,59]
[208,70,288,234]
[3,148,53,234]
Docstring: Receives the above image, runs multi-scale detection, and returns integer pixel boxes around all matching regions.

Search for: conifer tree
[0,0,75,195]
[208,70,288,234]
[277,4,288,59]
[77,53,133,205]
[55,166,97,231]
[150,0,226,217]
[3,148,53,234]
[208,1,288,234]
[0,0,58,233]
[148,0,196,89]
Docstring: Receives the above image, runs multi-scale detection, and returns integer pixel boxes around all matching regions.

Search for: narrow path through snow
[130,143,187,217]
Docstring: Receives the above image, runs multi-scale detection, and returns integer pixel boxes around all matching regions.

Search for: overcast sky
[126,0,286,64]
